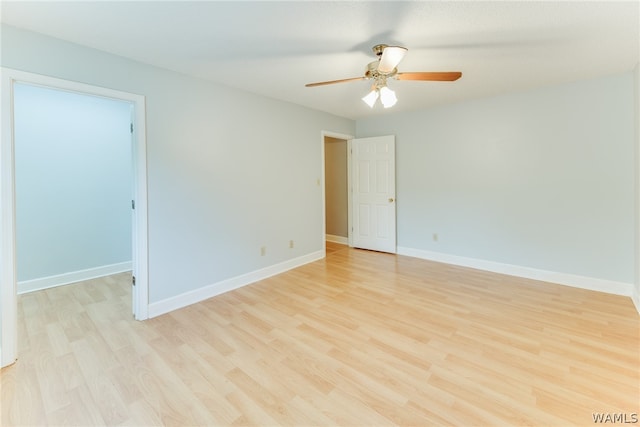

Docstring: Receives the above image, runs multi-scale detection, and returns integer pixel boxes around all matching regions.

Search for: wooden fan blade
[305,77,365,87]
[396,72,462,81]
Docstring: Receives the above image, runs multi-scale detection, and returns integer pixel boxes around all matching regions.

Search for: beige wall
[325,137,348,238]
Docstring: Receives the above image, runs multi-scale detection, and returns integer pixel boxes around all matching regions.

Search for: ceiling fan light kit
[361,88,379,108]
[379,86,397,108]
[362,84,397,109]
[306,44,462,109]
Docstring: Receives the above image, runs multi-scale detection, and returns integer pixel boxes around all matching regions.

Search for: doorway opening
[324,136,349,245]
[321,131,353,255]
[14,82,133,294]
[321,131,397,256]
[1,68,149,367]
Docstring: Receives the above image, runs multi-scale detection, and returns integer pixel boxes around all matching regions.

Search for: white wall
[14,83,132,285]
[357,72,635,291]
[634,63,640,313]
[2,23,634,316]
[1,24,354,305]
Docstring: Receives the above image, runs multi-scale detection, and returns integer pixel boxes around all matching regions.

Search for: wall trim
[148,250,324,318]
[326,234,349,245]
[397,246,633,297]
[17,261,132,294]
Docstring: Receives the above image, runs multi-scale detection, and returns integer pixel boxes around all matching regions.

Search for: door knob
[389,198,394,203]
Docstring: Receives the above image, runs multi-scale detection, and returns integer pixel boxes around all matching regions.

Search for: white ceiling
[1,1,638,120]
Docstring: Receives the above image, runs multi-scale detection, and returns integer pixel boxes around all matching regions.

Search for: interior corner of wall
[632,286,640,316]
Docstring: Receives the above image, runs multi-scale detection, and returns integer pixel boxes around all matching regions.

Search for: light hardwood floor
[2,242,639,426]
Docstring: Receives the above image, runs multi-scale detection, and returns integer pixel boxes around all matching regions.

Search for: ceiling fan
[305,44,462,108]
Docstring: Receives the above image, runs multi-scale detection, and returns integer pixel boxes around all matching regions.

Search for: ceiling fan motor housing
[366,61,397,80]
[372,44,388,57]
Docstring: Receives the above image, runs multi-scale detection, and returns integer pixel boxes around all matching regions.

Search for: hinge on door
[131,200,135,209]
[132,275,136,286]
[130,123,134,133]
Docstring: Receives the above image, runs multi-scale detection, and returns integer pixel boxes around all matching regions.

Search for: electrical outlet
[260,246,266,256]
[289,240,294,248]
[433,233,439,242]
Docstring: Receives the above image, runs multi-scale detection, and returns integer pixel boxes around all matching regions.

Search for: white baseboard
[397,246,633,297]
[326,234,348,244]
[18,261,132,294]
[632,288,640,315]
[148,250,325,318]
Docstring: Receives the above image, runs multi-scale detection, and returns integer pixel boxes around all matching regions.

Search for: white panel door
[351,135,396,253]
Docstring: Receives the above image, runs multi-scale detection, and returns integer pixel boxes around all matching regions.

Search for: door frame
[321,130,354,254]
[0,67,149,367]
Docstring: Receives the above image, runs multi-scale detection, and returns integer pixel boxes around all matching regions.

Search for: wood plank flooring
[2,242,639,426]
